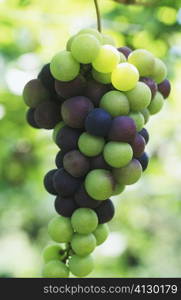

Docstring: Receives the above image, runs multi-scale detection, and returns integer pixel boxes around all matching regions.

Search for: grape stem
[94,0,102,32]
[62,243,72,263]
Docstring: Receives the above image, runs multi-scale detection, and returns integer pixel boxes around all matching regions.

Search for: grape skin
[100,90,130,117]
[53,168,82,197]
[103,141,133,168]
[78,132,105,157]
[54,196,77,218]
[71,208,98,234]
[111,63,139,91]
[75,185,101,209]
[69,254,94,277]
[93,224,109,245]
[56,126,82,153]
[50,50,80,82]
[85,79,110,107]
[71,233,96,256]
[93,45,121,73]
[42,260,69,278]
[113,159,142,185]
[63,150,90,178]
[26,108,40,129]
[148,91,164,115]
[128,49,155,77]
[85,169,114,201]
[34,101,61,129]
[95,199,115,224]
[43,244,66,263]
[61,96,93,129]
[55,75,86,99]
[126,82,151,111]
[48,215,73,243]
[158,79,171,98]
[52,121,65,143]
[44,169,58,195]
[23,79,49,108]
[71,34,101,64]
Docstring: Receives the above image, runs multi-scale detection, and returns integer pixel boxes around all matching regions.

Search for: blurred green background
[0,0,181,278]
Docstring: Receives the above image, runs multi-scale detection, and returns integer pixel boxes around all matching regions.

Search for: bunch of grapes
[23,28,171,278]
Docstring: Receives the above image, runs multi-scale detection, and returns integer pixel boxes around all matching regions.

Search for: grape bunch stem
[62,243,72,263]
[94,0,102,32]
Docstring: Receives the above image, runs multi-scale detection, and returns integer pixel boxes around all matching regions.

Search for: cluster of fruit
[23,28,171,278]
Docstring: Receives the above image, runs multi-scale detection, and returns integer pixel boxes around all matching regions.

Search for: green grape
[148,91,164,115]
[129,112,144,131]
[71,208,98,234]
[43,245,66,263]
[78,132,105,157]
[92,69,111,84]
[93,224,109,246]
[71,233,96,256]
[42,260,69,278]
[71,34,101,64]
[85,169,114,200]
[112,183,125,196]
[141,108,150,124]
[66,34,77,51]
[69,254,94,277]
[151,58,167,83]
[50,50,80,81]
[126,82,151,111]
[78,28,103,43]
[102,33,115,46]
[128,49,155,76]
[103,141,133,168]
[92,45,121,73]
[111,63,139,91]
[52,121,65,142]
[100,90,130,117]
[48,215,73,243]
[113,159,142,185]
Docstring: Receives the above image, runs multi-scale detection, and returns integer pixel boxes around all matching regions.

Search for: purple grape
[63,150,90,178]
[158,79,171,99]
[90,155,112,171]
[44,169,58,195]
[34,101,61,129]
[95,199,115,224]
[26,108,40,129]
[55,151,64,168]
[140,77,157,99]
[23,79,50,108]
[85,79,110,106]
[54,196,77,217]
[137,152,149,171]
[108,116,136,143]
[117,46,132,58]
[55,75,87,99]
[56,126,81,152]
[130,133,145,158]
[139,128,149,144]
[85,108,112,137]
[61,96,93,129]
[53,168,82,197]
[74,185,101,209]
[38,64,55,95]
